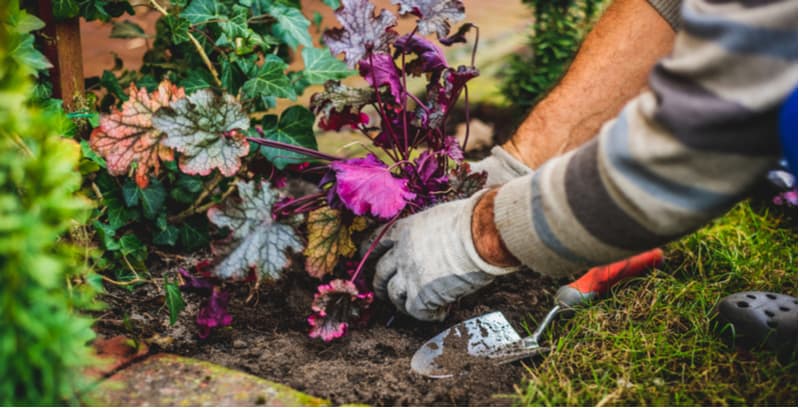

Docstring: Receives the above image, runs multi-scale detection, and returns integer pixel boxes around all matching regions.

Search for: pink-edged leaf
[394,34,448,75]
[207,180,303,280]
[152,89,250,177]
[391,0,465,38]
[89,80,185,188]
[331,154,416,219]
[323,0,398,68]
[358,52,403,104]
[308,279,373,342]
[443,135,464,161]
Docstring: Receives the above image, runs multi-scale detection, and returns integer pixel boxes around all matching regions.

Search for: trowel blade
[410,311,524,378]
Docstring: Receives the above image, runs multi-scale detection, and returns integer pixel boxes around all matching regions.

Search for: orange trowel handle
[555,248,664,308]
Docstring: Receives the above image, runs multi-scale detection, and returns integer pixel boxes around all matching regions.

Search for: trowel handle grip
[555,248,664,308]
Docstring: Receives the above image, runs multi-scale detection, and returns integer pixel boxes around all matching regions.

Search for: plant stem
[368,53,403,159]
[247,137,344,162]
[350,216,400,283]
[470,25,480,68]
[461,84,470,151]
[148,0,222,87]
[168,172,227,223]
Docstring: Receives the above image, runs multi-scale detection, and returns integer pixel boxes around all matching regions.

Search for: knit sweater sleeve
[647,0,683,30]
[492,0,797,278]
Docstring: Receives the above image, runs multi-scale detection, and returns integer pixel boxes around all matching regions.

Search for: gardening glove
[470,146,533,187]
[369,191,517,321]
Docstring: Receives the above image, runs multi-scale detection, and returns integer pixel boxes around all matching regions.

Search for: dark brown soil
[94,259,562,406]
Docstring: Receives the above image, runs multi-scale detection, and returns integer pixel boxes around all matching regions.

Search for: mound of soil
[94,262,562,406]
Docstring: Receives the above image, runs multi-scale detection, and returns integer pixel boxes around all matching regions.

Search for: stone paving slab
[86,354,329,406]
[85,335,150,379]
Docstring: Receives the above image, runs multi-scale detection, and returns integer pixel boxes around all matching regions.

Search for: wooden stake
[36,0,84,111]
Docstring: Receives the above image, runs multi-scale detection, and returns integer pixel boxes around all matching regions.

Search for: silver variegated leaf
[152,89,250,177]
[391,0,465,38]
[207,180,303,280]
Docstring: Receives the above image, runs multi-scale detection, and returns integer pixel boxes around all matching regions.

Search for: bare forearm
[504,0,675,169]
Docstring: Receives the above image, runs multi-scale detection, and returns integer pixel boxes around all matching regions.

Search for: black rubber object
[714,291,797,357]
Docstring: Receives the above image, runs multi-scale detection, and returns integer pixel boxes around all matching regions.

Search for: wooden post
[35,0,84,111]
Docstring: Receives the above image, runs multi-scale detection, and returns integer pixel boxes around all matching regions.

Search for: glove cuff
[459,190,520,276]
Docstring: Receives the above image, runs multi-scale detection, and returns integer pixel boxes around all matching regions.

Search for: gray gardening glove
[470,146,533,187]
[369,191,517,321]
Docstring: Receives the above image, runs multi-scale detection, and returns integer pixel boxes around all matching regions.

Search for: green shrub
[0,1,98,404]
[501,0,605,112]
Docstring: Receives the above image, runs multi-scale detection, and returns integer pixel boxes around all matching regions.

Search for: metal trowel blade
[410,311,528,378]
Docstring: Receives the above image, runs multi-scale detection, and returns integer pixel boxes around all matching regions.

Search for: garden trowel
[410,249,664,378]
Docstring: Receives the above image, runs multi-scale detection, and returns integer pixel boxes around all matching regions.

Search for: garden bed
[95,262,560,405]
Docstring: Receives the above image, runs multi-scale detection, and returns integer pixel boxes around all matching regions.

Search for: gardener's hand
[470,146,533,187]
[368,191,518,321]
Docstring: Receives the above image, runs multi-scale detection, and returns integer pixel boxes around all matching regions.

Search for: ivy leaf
[268,4,312,49]
[323,0,398,68]
[180,0,224,25]
[152,89,251,177]
[165,280,186,326]
[219,5,249,38]
[304,207,368,278]
[301,47,355,84]
[163,15,191,44]
[122,179,167,220]
[331,154,415,219]
[89,80,186,188]
[207,180,303,280]
[323,0,341,9]
[53,0,80,19]
[241,56,296,101]
[110,20,147,39]
[10,35,53,76]
[8,10,46,34]
[391,0,465,38]
[259,106,317,170]
[179,69,213,93]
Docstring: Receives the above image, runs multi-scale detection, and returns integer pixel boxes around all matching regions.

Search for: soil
[94,259,562,406]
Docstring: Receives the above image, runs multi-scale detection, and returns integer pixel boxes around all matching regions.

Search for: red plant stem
[470,25,480,68]
[247,137,343,162]
[407,93,430,114]
[350,215,400,283]
[399,26,418,158]
[461,84,471,151]
[367,53,403,159]
[361,120,400,163]
[273,192,325,215]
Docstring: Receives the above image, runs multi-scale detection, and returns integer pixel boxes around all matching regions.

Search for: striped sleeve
[647,0,683,30]
[493,0,797,278]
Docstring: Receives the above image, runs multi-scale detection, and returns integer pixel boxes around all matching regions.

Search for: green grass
[513,201,797,406]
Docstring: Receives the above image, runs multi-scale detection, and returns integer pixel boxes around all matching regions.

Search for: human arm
[483,0,798,275]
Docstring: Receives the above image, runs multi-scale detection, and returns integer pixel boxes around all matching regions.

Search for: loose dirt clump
[95,265,560,406]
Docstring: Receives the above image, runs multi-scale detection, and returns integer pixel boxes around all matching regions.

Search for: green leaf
[179,69,213,93]
[121,179,167,220]
[178,220,209,250]
[100,70,126,101]
[259,106,317,169]
[301,47,354,84]
[9,10,46,34]
[241,56,295,101]
[154,224,180,246]
[106,197,138,229]
[181,0,224,25]
[323,0,341,9]
[80,140,107,168]
[10,35,53,76]
[268,4,312,48]
[163,15,191,44]
[219,5,250,38]
[110,20,148,39]
[53,0,80,19]
[119,233,146,258]
[165,281,186,326]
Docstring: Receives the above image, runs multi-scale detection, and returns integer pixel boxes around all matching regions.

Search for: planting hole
[766,294,777,300]
[736,301,749,308]
[765,310,775,317]
[746,294,757,299]
[767,321,778,329]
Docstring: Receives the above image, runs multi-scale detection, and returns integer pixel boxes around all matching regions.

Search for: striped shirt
[493,0,797,277]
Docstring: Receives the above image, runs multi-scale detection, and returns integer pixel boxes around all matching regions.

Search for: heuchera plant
[249,0,487,341]
[88,0,485,341]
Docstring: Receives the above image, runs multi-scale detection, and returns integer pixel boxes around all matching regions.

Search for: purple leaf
[324,0,398,68]
[439,23,474,46]
[308,279,373,342]
[331,154,416,219]
[394,34,448,75]
[178,267,216,293]
[196,287,233,339]
[444,65,479,97]
[391,0,465,38]
[443,136,464,161]
[359,53,403,104]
